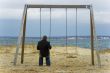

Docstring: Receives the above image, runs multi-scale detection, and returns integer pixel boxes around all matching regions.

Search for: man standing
[37,35,52,66]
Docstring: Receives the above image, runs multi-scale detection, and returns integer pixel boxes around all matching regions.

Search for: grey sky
[0,0,110,36]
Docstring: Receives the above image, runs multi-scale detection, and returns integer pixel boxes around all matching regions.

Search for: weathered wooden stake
[90,5,95,65]
[21,5,28,64]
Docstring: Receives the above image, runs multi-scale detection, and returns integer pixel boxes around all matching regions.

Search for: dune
[0,45,110,73]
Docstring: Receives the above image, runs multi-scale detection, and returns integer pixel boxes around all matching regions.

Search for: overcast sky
[0,0,110,37]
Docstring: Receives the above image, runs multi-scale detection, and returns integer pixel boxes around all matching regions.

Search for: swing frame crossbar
[13,4,96,66]
[26,4,90,8]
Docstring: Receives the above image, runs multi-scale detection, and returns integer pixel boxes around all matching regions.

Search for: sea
[0,36,110,50]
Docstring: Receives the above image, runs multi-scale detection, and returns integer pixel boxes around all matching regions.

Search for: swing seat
[66,54,77,58]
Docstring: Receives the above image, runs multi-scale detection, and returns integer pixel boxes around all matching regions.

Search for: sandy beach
[0,45,110,73]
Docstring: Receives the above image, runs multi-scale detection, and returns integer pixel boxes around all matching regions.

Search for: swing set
[13,4,101,67]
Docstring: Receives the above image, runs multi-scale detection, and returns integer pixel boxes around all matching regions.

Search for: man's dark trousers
[39,56,50,66]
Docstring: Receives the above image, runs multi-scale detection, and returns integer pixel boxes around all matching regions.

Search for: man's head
[42,35,47,41]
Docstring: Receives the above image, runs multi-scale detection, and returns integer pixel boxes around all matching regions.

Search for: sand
[0,45,110,73]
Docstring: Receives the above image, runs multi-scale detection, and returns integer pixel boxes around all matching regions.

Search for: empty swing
[66,8,78,58]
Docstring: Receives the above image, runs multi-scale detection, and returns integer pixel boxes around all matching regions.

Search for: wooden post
[90,5,95,65]
[13,5,27,65]
[21,5,28,64]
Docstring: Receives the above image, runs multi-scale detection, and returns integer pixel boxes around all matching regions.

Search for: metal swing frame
[13,4,97,66]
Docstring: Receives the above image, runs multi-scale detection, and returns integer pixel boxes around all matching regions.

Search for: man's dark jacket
[37,40,52,57]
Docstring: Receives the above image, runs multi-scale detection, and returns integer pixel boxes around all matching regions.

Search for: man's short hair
[42,35,47,40]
